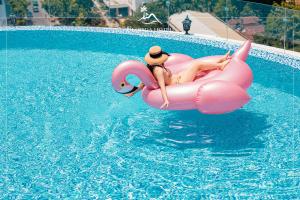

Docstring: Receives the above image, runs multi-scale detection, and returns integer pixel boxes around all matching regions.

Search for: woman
[126,46,231,109]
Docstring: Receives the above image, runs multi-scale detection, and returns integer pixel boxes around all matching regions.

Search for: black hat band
[150,51,170,59]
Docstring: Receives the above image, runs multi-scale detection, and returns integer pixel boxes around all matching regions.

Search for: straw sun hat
[144,46,170,65]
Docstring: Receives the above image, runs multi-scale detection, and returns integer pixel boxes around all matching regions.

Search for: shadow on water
[150,109,270,155]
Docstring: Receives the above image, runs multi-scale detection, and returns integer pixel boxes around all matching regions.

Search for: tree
[7,0,29,25]
[245,0,285,5]
[240,3,257,17]
[265,7,285,39]
[7,0,29,17]
[42,0,99,25]
[264,4,300,49]
[75,10,86,26]
[287,10,300,49]
[212,0,238,20]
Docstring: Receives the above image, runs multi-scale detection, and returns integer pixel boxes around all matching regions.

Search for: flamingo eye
[120,82,126,88]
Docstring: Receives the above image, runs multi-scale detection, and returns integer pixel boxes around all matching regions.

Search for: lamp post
[182,15,192,35]
[166,0,170,30]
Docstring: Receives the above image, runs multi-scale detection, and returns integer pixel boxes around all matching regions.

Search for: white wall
[129,0,153,12]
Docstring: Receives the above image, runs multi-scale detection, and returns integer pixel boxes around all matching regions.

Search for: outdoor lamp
[182,15,192,35]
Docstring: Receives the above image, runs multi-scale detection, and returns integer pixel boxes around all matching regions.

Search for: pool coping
[1,26,299,69]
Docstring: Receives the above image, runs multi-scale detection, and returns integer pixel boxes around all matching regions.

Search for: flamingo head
[112,60,158,94]
[232,40,252,61]
[113,79,139,94]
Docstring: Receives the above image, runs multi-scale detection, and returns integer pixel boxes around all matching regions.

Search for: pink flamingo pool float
[112,40,253,114]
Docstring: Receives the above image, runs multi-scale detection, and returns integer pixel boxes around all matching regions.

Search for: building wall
[128,0,153,12]
[286,0,300,6]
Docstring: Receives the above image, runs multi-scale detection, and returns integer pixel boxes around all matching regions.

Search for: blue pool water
[0,30,299,199]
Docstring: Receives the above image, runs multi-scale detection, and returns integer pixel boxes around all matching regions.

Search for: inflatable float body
[112,40,253,114]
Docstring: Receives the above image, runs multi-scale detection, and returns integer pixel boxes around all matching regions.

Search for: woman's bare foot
[219,59,230,70]
[219,51,231,63]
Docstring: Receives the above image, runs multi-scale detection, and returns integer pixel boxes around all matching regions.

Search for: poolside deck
[169,11,246,41]
[29,0,51,26]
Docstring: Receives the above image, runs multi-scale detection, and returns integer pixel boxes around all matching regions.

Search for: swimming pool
[0,27,299,199]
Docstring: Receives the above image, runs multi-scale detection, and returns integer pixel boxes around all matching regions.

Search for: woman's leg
[205,51,231,63]
[177,59,229,83]
[203,51,231,64]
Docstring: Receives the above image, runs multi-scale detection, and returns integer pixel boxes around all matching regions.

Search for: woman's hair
[147,64,163,73]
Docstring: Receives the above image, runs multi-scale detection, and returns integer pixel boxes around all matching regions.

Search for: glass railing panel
[208,0,297,51]
[232,0,275,19]
[238,0,286,50]
[0,0,6,144]
[0,30,5,120]
[42,0,96,19]
[0,0,7,26]
[262,5,286,51]
[290,9,300,191]
[210,0,228,19]
[166,0,231,40]
[124,1,169,31]
[290,9,300,52]
[2,0,300,53]
[225,0,267,42]
[4,0,29,26]
[26,0,49,26]
[169,13,226,38]
[192,15,230,40]
[285,9,294,52]
[0,30,6,133]
[3,0,99,26]
[42,0,131,27]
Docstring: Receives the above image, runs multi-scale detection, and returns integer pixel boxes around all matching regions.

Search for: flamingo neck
[129,66,158,89]
[233,40,251,61]
[115,61,158,89]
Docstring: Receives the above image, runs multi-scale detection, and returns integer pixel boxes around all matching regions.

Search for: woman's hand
[153,68,169,110]
[124,92,135,97]
[160,99,170,109]
[124,82,145,98]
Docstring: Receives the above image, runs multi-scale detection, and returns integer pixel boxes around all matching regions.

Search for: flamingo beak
[116,83,139,94]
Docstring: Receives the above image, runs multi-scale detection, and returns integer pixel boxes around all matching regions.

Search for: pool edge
[0,26,299,69]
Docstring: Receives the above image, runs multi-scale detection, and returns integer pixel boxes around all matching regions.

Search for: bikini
[147,64,181,85]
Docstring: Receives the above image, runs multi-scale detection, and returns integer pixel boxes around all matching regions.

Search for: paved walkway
[29,0,51,25]
[0,0,7,26]
[169,11,246,41]
[92,0,119,28]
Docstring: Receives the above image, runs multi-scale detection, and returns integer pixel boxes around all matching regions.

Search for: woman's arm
[153,68,169,109]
